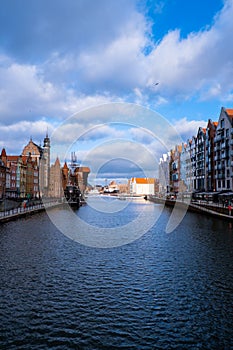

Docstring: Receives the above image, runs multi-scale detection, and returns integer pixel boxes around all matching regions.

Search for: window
[226,128,229,137]
[221,119,225,128]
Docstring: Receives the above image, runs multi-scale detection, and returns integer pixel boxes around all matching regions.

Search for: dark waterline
[0,199,233,349]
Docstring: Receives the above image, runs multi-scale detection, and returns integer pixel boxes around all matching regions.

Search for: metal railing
[0,200,61,220]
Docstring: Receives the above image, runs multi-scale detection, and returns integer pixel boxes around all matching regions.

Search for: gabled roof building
[129,177,156,195]
[214,108,233,191]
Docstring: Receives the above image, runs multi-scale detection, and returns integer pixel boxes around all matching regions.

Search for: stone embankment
[0,200,62,223]
[149,196,233,221]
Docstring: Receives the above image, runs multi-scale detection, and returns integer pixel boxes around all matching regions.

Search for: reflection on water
[0,199,233,349]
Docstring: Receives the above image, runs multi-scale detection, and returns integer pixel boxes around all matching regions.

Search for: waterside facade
[159,107,233,196]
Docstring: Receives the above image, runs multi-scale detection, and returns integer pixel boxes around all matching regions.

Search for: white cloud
[173,117,207,141]
[1,0,233,127]
[1,0,233,166]
[0,119,53,154]
[146,0,233,100]
[0,56,123,125]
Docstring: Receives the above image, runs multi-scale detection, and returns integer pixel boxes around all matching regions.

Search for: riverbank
[0,200,62,223]
[149,195,233,221]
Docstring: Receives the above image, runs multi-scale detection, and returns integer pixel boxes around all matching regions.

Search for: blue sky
[0,0,232,182]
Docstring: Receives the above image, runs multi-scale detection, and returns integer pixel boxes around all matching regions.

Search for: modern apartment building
[196,127,206,191]
[206,119,218,191]
[214,108,233,191]
[158,153,170,194]
[159,107,233,195]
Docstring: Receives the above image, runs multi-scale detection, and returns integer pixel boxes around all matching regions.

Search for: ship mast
[69,151,79,186]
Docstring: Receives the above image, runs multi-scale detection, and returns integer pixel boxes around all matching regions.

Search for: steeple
[41,131,50,196]
[43,131,50,148]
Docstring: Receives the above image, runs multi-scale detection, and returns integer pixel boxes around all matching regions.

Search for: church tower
[42,131,50,196]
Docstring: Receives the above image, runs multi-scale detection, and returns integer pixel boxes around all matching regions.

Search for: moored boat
[64,185,81,208]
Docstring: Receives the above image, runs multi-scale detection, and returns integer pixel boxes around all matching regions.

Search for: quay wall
[0,201,62,224]
[149,196,233,221]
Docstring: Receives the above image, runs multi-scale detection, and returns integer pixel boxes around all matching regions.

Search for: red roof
[7,155,19,162]
[132,178,155,184]
[226,109,233,118]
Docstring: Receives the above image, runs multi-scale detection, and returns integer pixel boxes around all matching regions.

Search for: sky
[0,0,233,183]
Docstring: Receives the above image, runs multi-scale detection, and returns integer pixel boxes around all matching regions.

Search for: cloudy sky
[0,0,232,182]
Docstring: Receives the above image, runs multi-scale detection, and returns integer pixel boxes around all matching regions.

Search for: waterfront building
[22,138,43,163]
[180,143,189,192]
[22,134,50,197]
[6,156,18,198]
[24,154,39,198]
[170,145,182,194]
[0,149,10,198]
[196,127,206,191]
[61,160,90,195]
[0,159,6,199]
[41,133,50,196]
[62,162,69,190]
[185,139,193,192]
[0,148,39,199]
[74,166,91,194]
[0,149,10,199]
[158,153,170,194]
[49,157,62,198]
[206,119,218,191]
[129,177,156,196]
[18,156,27,198]
[159,106,233,194]
[118,183,129,194]
[214,108,233,191]
[188,136,197,191]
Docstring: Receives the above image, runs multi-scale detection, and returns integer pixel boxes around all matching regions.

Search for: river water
[0,197,233,349]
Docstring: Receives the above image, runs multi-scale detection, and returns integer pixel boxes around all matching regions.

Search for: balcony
[215,134,223,142]
[221,152,226,159]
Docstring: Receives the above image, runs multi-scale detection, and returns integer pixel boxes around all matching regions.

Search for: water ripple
[0,202,233,349]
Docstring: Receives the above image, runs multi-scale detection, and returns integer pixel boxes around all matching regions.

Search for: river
[0,197,233,349]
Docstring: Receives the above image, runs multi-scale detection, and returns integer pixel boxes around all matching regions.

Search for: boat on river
[86,188,100,196]
[64,185,81,208]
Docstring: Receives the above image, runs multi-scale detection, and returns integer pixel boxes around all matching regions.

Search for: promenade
[0,200,62,223]
[149,195,233,221]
